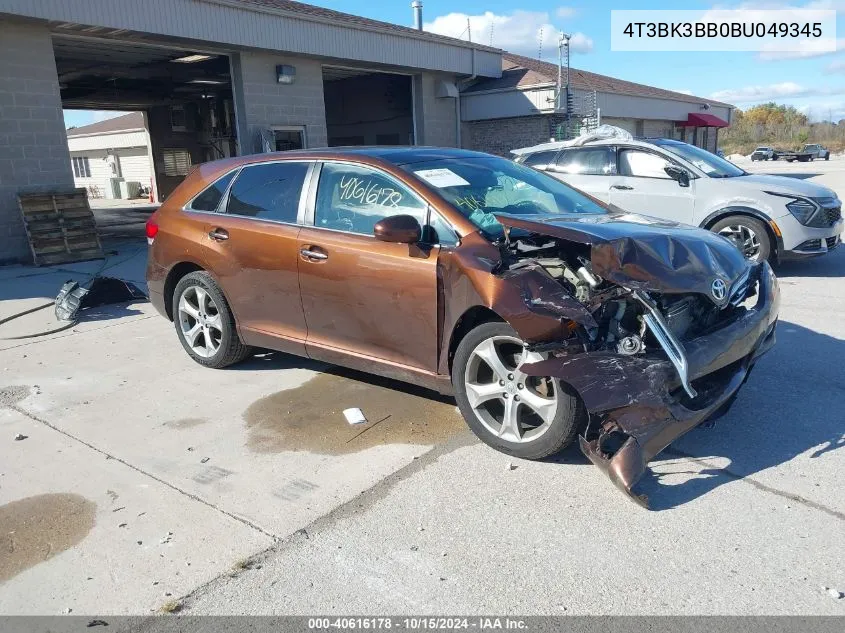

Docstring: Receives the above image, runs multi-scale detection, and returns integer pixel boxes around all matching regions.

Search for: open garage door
[322,67,414,146]
[54,35,237,201]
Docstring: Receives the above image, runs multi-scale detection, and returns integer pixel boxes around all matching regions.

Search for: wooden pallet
[17,189,104,266]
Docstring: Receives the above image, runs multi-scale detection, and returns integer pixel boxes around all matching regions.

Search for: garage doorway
[54,34,238,202]
[322,67,414,147]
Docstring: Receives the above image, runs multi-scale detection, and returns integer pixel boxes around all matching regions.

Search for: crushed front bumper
[522,261,780,507]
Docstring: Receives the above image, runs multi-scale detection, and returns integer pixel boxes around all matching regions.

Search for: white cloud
[757,38,844,60]
[424,10,593,56]
[556,7,578,19]
[826,58,845,72]
[710,82,845,101]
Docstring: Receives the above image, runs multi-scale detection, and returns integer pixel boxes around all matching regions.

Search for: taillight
[145,213,159,245]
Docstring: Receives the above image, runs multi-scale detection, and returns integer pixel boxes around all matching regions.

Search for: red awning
[678,112,730,128]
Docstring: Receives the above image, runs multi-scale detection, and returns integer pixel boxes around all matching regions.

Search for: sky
[63,0,845,128]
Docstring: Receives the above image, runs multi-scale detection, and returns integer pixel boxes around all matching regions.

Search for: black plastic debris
[55,277,147,322]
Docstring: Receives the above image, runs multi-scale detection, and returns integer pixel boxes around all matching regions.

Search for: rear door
[193,160,312,354]
[547,146,615,202]
[608,147,695,224]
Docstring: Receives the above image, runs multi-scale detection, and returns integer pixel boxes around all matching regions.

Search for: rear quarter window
[189,170,236,212]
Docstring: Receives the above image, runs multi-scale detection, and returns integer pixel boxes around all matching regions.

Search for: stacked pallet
[17,189,103,266]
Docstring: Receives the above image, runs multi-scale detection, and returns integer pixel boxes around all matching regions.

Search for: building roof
[463,52,732,108]
[66,112,145,137]
[234,0,500,52]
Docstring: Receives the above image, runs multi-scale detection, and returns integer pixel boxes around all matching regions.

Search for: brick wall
[0,21,73,264]
[463,116,551,156]
[231,51,328,152]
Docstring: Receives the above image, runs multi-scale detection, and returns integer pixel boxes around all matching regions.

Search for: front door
[297,161,440,371]
[608,147,695,224]
[199,160,311,353]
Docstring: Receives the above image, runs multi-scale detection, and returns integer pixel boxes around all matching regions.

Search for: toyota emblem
[711,278,727,302]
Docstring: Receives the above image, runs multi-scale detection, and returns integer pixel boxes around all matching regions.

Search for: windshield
[656,141,747,178]
[402,156,606,239]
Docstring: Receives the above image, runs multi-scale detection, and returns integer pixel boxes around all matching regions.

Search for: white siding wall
[70,147,152,195]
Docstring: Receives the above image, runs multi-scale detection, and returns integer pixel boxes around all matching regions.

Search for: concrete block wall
[463,115,550,156]
[0,20,73,264]
[232,51,328,152]
[418,73,458,147]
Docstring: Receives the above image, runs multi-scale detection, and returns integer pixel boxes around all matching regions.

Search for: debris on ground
[506,462,517,471]
[342,407,367,425]
[200,457,210,463]
[410,545,418,551]
[160,532,173,545]
[55,277,146,322]
[14,433,28,441]
[827,587,843,600]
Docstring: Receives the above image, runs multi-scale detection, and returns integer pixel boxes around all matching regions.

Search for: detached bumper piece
[522,262,780,507]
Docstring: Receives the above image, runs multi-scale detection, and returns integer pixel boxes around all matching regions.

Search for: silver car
[515,138,843,262]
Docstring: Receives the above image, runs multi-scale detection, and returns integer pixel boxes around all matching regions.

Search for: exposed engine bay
[497,233,757,363]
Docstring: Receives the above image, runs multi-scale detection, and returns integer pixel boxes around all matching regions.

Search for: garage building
[0,0,501,264]
[461,53,734,157]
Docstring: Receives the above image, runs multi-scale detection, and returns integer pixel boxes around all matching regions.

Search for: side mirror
[373,214,422,244]
[664,165,690,187]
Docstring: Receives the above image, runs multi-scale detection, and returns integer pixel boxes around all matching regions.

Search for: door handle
[300,248,328,261]
[208,228,229,241]
[611,185,633,191]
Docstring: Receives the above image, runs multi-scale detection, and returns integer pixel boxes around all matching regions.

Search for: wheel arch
[700,206,781,259]
[445,305,505,375]
[163,262,205,321]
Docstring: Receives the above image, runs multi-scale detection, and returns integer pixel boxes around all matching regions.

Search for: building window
[72,156,91,178]
[271,126,306,151]
[170,105,187,132]
[162,149,192,176]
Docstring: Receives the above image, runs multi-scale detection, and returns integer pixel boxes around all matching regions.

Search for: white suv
[515,138,843,262]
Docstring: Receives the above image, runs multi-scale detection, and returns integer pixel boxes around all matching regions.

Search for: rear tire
[452,321,585,460]
[172,271,252,369]
[711,215,772,263]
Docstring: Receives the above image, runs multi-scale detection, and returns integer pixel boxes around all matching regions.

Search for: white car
[751,146,775,161]
[514,137,843,262]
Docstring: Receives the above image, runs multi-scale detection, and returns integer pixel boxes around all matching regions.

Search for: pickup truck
[777,144,831,162]
[751,146,775,161]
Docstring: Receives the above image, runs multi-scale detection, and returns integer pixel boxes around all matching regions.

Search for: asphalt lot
[1,157,843,615]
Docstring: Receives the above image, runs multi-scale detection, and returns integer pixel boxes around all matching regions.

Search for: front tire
[712,215,772,263]
[452,321,585,460]
[172,271,252,368]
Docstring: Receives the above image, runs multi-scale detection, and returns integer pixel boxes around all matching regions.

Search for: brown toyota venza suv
[146,147,779,505]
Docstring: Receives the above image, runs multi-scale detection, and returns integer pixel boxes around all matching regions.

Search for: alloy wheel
[178,285,223,358]
[718,224,761,260]
[463,335,559,443]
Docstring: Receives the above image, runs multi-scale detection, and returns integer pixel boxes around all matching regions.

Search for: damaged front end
[491,212,780,507]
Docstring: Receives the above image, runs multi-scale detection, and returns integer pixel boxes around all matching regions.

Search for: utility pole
[556,33,571,138]
[467,18,471,43]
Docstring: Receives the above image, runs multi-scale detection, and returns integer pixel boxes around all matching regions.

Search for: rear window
[225,162,309,223]
[555,148,614,175]
[521,150,559,168]
[190,170,236,212]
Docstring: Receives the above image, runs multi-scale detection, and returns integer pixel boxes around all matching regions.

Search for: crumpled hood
[495,211,751,295]
[732,173,837,198]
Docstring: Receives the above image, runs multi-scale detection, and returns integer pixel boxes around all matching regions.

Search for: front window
[655,140,747,178]
[618,149,673,179]
[403,156,606,239]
